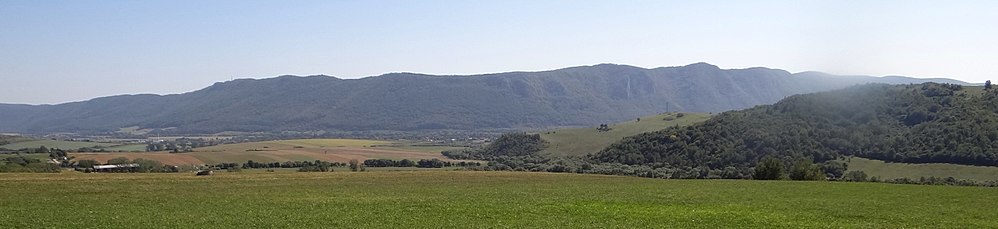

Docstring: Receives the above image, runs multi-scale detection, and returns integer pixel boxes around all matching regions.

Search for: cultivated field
[541,113,711,157]
[847,156,998,181]
[72,139,466,165]
[0,171,996,228]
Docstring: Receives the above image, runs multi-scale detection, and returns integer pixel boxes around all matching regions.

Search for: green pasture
[541,113,710,157]
[0,171,995,228]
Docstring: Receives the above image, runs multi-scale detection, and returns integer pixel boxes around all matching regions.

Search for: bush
[107,157,131,165]
[349,159,364,172]
[753,156,784,180]
[0,162,60,173]
[720,166,748,179]
[298,166,332,172]
[77,159,98,168]
[789,159,824,181]
[820,161,847,180]
[417,159,447,168]
[132,158,164,173]
[843,171,868,182]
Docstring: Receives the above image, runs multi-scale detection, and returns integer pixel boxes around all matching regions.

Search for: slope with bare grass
[541,113,710,157]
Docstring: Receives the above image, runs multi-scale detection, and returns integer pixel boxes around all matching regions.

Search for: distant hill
[594,83,998,168]
[0,63,972,134]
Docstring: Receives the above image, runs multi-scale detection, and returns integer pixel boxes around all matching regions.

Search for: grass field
[0,171,996,228]
[72,139,466,165]
[847,157,998,181]
[541,113,711,157]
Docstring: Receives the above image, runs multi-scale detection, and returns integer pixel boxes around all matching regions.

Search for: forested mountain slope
[0,63,969,134]
[594,83,998,168]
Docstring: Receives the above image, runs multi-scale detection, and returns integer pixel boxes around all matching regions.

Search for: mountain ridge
[0,63,972,134]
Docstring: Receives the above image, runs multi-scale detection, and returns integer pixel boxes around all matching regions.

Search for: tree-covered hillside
[594,83,998,168]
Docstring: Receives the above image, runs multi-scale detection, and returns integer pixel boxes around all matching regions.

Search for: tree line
[363,158,482,168]
[0,156,60,173]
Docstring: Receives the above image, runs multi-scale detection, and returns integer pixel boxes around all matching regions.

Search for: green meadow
[847,156,998,181]
[540,112,710,157]
[1,171,996,228]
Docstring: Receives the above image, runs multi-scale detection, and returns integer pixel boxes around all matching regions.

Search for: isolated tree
[349,159,362,172]
[48,149,68,160]
[753,156,784,180]
[35,146,50,154]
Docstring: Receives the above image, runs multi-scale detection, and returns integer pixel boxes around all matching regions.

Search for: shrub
[789,159,824,181]
[753,156,784,180]
[843,171,868,182]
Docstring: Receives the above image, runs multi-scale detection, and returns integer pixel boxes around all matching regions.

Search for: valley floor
[66,139,465,165]
[1,171,996,228]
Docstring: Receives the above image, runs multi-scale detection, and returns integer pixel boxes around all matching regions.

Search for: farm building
[93,164,139,172]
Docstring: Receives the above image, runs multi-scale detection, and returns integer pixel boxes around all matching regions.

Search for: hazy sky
[2,0,997,104]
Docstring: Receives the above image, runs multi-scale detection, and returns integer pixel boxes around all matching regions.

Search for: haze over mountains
[0,63,970,134]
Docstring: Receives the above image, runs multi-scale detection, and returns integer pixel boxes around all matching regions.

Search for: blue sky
[2,0,997,104]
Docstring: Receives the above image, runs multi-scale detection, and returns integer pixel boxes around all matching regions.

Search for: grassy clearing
[0,171,996,228]
[0,140,117,150]
[541,113,711,157]
[847,156,998,181]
